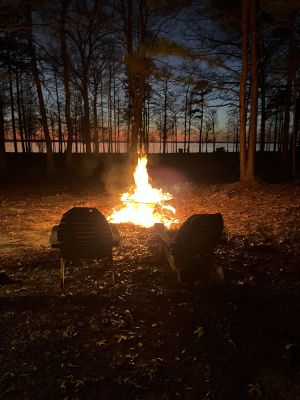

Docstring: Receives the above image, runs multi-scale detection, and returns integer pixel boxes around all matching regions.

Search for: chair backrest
[172,213,224,265]
[57,207,113,260]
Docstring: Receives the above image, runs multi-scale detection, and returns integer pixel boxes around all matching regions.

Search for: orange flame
[108,155,177,227]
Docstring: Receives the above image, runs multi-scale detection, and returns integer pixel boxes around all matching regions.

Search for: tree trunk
[244,0,258,182]
[212,123,215,152]
[239,0,248,180]
[82,74,91,154]
[174,114,177,153]
[281,76,292,173]
[163,78,168,154]
[60,0,74,168]
[117,97,120,153]
[198,93,204,153]
[26,8,54,174]
[187,97,192,153]
[278,106,284,152]
[143,96,149,153]
[281,14,295,177]
[54,71,63,153]
[205,126,209,153]
[0,94,7,173]
[15,70,25,152]
[100,75,105,153]
[121,0,140,155]
[8,62,18,153]
[184,87,189,153]
[273,108,278,151]
[130,85,143,154]
[127,69,145,155]
[260,63,266,152]
[292,96,299,178]
[113,68,117,153]
[226,127,229,151]
[198,125,203,153]
[20,73,31,152]
[108,63,112,153]
[93,82,99,153]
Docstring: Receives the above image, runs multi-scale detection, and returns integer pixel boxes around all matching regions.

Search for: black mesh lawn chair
[155,213,224,283]
[50,207,120,287]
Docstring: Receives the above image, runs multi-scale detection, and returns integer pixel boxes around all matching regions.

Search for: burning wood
[108,155,178,228]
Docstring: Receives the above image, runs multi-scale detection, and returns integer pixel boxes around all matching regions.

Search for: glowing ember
[108,155,177,228]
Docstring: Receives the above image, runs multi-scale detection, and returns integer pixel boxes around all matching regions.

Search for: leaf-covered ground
[0,182,299,400]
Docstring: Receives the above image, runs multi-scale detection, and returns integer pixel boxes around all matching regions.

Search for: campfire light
[108,155,178,228]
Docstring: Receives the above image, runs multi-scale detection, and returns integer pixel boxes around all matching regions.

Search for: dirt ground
[0,182,300,400]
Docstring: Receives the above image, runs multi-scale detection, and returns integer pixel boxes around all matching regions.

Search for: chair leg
[106,253,116,285]
[60,258,65,288]
[177,269,182,284]
[111,260,116,285]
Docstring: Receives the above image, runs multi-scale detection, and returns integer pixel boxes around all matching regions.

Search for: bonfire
[108,155,178,228]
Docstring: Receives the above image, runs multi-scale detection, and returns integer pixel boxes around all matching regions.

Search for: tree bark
[26,8,54,174]
[15,70,26,152]
[184,87,189,153]
[60,1,74,168]
[82,73,91,154]
[0,94,7,173]
[93,82,99,153]
[8,62,18,153]
[198,92,204,153]
[163,78,168,154]
[117,96,120,153]
[239,0,248,180]
[54,71,63,153]
[108,63,112,153]
[100,76,105,153]
[291,96,299,178]
[281,14,295,177]
[273,107,278,151]
[187,96,192,153]
[20,74,31,152]
[244,0,258,182]
[130,80,144,154]
[260,62,266,152]
[121,0,149,155]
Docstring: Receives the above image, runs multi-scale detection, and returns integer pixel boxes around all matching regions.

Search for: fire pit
[108,155,178,228]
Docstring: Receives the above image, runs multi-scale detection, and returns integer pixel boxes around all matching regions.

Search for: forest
[0,0,299,181]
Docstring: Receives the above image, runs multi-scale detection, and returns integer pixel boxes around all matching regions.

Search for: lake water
[5,141,272,153]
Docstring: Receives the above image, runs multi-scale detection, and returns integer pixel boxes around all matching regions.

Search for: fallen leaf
[95,340,107,347]
[194,326,204,338]
[115,335,128,343]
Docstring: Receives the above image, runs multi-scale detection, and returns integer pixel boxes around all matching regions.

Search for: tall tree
[280,13,296,176]
[239,0,248,180]
[26,7,54,174]
[119,0,190,154]
[59,0,74,168]
[244,0,258,182]
[119,0,147,154]
[0,94,7,173]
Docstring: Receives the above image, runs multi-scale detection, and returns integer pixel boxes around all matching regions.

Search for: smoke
[77,157,99,177]
[101,156,136,194]
[150,165,189,188]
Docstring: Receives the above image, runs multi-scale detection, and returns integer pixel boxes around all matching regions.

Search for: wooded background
[0,0,299,181]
